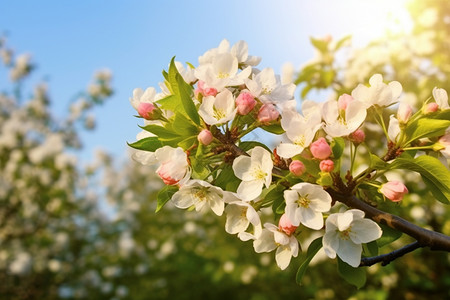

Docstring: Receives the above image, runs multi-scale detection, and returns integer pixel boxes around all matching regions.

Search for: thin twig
[360,241,422,267]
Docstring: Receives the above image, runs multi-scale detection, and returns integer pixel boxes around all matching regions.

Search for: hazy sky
[0,0,410,162]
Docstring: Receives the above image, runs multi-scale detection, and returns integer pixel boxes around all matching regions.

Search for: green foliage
[296,237,323,285]
[156,185,179,212]
[337,257,367,289]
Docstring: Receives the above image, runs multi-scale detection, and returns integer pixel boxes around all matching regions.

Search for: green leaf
[363,241,379,257]
[214,164,239,192]
[404,118,450,145]
[239,141,272,153]
[157,95,181,114]
[377,224,402,248]
[301,84,313,99]
[337,257,366,289]
[172,113,198,136]
[168,57,200,125]
[156,185,179,212]
[296,237,323,285]
[390,156,450,204]
[369,154,388,170]
[140,124,181,141]
[331,137,345,159]
[127,137,163,152]
[310,36,329,53]
[334,35,351,51]
[260,123,285,135]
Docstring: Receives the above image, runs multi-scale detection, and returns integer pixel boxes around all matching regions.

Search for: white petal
[232,156,252,180]
[276,245,293,270]
[253,229,277,253]
[300,208,324,230]
[225,205,249,234]
[350,219,382,244]
[276,143,304,158]
[337,240,362,267]
[171,189,194,209]
[323,231,338,259]
[237,180,263,201]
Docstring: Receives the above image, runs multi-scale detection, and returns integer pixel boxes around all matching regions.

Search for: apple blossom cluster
[129,39,450,275]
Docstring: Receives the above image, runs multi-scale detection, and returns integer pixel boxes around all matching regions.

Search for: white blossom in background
[351,74,402,108]
[323,209,382,267]
[253,223,300,270]
[232,146,273,201]
[225,200,262,241]
[284,183,332,230]
[387,115,401,144]
[10,53,32,81]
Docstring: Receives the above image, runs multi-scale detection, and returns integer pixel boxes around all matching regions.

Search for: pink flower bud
[349,129,365,144]
[157,162,181,185]
[423,102,439,114]
[319,159,334,172]
[397,102,413,124]
[196,80,217,97]
[278,214,297,236]
[337,94,354,111]
[138,102,157,120]
[380,181,408,202]
[257,103,279,123]
[289,160,306,176]
[310,137,332,160]
[235,91,256,115]
[197,129,213,145]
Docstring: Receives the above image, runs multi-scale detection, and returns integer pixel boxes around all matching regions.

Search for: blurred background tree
[0,0,449,299]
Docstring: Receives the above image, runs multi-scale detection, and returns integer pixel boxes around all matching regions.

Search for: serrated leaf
[127,137,163,152]
[331,137,345,159]
[370,154,388,169]
[404,118,450,145]
[296,237,323,285]
[389,156,450,204]
[140,124,181,141]
[337,257,366,289]
[156,185,179,212]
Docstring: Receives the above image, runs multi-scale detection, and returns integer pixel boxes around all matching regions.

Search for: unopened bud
[319,159,334,172]
[197,129,213,145]
[397,102,413,124]
[236,91,256,115]
[310,137,332,160]
[423,102,439,114]
[289,160,306,176]
[257,103,279,123]
[138,102,157,120]
[349,129,365,145]
[278,214,297,236]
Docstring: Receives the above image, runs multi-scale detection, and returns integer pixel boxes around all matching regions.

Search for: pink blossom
[278,214,297,236]
[195,80,218,97]
[197,129,213,145]
[235,91,256,115]
[137,102,157,120]
[349,129,365,144]
[397,102,413,124]
[289,160,306,176]
[257,103,279,123]
[319,159,334,172]
[310,137,332,160]
[423,102,439,114]
[337,94,354,111]
[380,181,408,202]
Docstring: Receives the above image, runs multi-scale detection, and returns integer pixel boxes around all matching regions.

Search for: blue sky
[0,0,408,162]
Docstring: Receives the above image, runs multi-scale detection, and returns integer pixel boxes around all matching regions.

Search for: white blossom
[351,74,402,108]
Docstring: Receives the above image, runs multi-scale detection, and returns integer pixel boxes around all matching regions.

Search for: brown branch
[360,241,422,267]
[328,190,450,252]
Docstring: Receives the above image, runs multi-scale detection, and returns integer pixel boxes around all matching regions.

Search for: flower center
[294,135,305,147]
[339,227,352,240]
[213,107,226,120]
[193,187,209,202]
[252,167,267,181]
[217,72,230,79]
[261,86,273,95]
[297,194,310,208]
[240,207,248,218]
